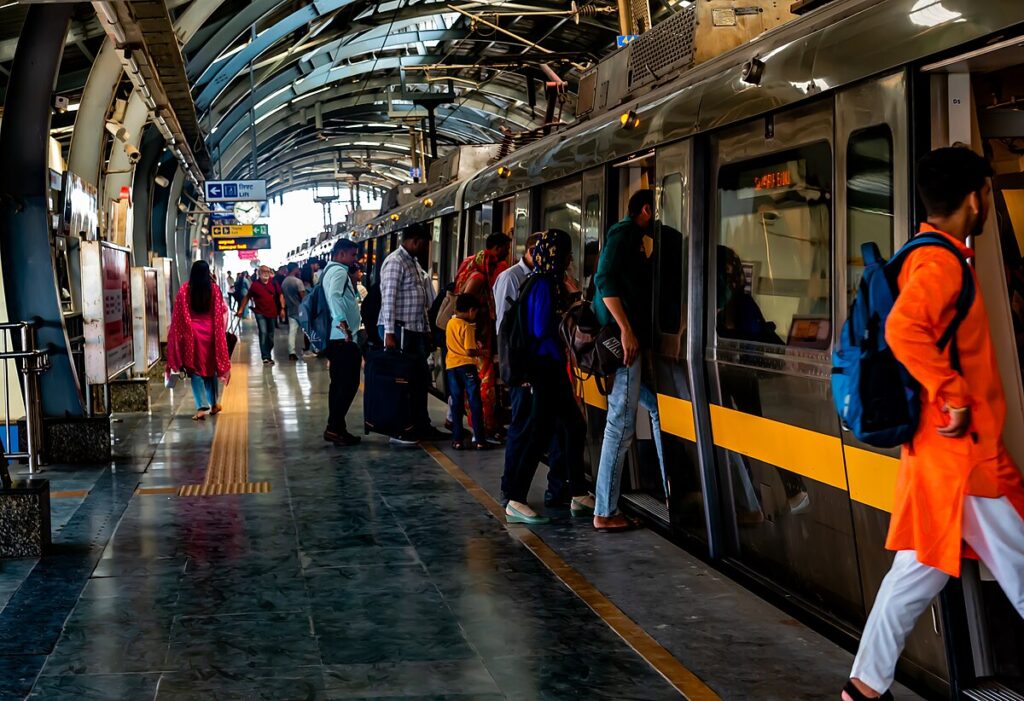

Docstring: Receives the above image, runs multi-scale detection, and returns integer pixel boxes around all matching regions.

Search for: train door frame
[835,70,952,696]
[705,97,870,631]
[920,47,1024,696]
[649,138,712,544]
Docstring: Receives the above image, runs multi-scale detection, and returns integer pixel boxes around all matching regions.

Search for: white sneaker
[389,436,418,447]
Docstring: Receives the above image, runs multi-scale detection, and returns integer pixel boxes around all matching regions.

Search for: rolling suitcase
[363,330,419,438]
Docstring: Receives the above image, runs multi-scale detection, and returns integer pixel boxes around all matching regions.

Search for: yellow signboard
[211,224,268,238]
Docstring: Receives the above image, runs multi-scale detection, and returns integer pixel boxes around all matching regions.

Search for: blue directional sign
[204,179,267,203]
[617,34,638,47]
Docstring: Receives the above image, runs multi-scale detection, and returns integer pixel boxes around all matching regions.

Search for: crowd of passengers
[166,187,665,533]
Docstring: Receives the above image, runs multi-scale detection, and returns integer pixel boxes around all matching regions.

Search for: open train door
[924,38,1024,699]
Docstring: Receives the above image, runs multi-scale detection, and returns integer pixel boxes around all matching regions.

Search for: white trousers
[851,495,1024,693]
[287,317,301,355]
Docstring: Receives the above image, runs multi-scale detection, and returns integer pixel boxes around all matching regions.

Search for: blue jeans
[500,385,565,504]
[255,313,275,361]
[190,375,218,411]
[593,359,667,517]
[447,365,484,443]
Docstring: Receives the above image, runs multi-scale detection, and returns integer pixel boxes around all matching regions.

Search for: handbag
[226,331,238,357]
[559,299,624,394]
[433,289,457,331]
[164,367,179,389]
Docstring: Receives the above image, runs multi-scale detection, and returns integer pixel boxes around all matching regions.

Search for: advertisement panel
[102,245,133,378]
[144,269,160,367]
[61,172,99,240]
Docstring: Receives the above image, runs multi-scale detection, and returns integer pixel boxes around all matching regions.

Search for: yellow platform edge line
[420,442,722,701]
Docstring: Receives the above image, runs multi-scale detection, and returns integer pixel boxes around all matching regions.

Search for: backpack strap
[888,232,976,373]
[861,241,883,267]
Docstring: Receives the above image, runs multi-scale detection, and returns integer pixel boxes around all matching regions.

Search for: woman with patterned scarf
[453,232,512,441]
[167,261,232,420]
[503,229,595,524]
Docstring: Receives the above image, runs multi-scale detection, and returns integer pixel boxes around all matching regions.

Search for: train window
[847,125,894,295]
[541,177,583,279]
[469,203,494,253]
[716,142,832,350]
[513,190,531,260]
[582,192,602,298]
[429,218,442,294]
[658,173,686,334]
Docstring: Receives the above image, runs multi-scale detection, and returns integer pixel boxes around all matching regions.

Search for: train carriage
[298,2,1024,696]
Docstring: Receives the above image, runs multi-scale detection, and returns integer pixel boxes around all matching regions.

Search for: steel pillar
[0,3,85,417]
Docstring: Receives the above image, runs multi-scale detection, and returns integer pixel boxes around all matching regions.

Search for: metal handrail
[0,321,50,484]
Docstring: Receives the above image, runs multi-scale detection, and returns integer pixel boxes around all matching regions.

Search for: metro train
[293,2,1024,697]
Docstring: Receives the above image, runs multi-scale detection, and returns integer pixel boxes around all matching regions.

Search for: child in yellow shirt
[446,295,487,450]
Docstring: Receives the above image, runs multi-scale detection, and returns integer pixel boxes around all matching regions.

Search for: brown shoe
[593,514,640,533]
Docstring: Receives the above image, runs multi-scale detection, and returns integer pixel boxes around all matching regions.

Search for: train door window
[443,213,460,283]
[429,217,442,294]
[541,177,583,279]
[513,190,531,259]
[716,143,832,350]
[657,173,686,336]
[469,203,494,253]
[581,167,604,298]
[611,152,655,223]
[846,125,894,296]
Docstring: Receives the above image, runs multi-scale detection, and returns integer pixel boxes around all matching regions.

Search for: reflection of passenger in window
[582,240,600,300]
[716,245,783,345]
[716,245,810,523]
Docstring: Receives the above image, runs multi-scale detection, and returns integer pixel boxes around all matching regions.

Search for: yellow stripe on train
[585,388,901,513]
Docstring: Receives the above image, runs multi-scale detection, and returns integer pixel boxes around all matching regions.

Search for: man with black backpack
[322,239,362,446]
[591,189,667,532]
[841,148,1024,701]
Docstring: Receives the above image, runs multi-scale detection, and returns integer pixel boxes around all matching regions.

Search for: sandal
[841,681,892,701]
[471,441,490,451]
[209,404,223,415]
[191,411,207,421]
[451,440,466,451]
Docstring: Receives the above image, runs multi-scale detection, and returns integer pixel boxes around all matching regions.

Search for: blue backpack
[831,233,974,448]
[297,263,350,352]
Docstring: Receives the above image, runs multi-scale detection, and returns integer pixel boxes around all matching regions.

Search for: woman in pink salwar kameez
[167,261,231,420]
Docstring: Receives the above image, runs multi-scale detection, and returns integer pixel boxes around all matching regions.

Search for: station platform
[0,324,924,701]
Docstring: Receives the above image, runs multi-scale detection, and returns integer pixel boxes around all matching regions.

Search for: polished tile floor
[0,326,922,700]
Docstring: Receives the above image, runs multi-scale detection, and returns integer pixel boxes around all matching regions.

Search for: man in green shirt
[592,188,666,531]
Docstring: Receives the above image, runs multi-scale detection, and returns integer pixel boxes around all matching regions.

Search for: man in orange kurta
[844,148,1024,701]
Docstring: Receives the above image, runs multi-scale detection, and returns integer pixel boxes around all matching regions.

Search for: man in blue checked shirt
[322,238,363,447]
[377,224,448,444]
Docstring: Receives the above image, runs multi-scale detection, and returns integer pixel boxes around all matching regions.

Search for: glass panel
[513,190,532,260]
[541,178,583,280]
[430,217,442,294]
[716,142,833,351]
[657,173,686,335]
[582,193,602,299]
[469,203,494,253]
[445,214,460,284]
[847,125,894,296]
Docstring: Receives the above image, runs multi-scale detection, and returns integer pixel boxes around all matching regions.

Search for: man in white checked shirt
[377,224,449,444]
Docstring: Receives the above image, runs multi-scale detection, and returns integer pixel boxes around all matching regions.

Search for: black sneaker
[289,353,298,361]
[324,429,361,446]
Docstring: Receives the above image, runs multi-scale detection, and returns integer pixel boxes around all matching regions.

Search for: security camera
[53,95,70,113]
[124,143,141,164]
[154,175,170,188]
[105,120,130,143]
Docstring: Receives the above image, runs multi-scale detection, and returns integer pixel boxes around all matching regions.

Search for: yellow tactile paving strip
[50,490,90,499]
[177,347,271,497]
[420,443,722,701]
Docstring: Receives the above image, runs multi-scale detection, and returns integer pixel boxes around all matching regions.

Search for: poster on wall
[144,269,160,367]
[102,244,134,378]
[61,172,99,240]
